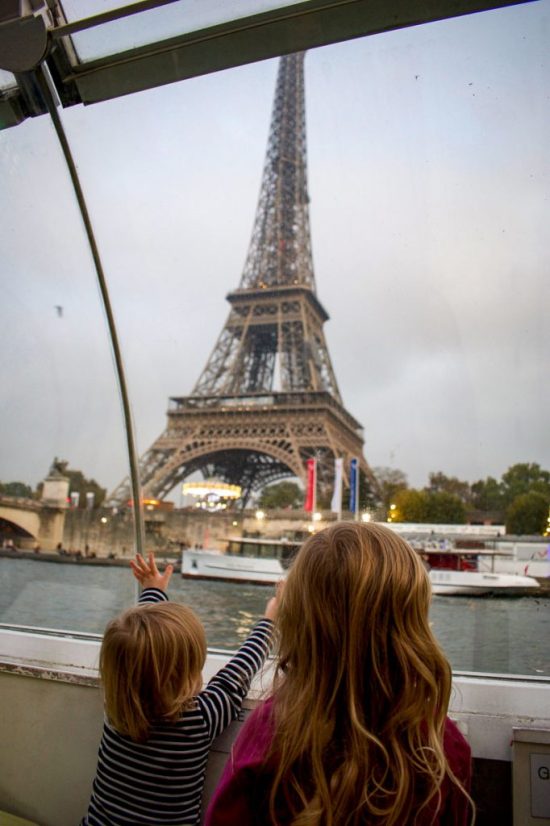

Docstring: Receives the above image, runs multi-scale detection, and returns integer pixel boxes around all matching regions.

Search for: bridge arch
[0,498,67,550]
[0,515,37,546]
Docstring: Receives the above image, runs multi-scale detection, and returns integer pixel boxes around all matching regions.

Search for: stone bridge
[0,495,66,551]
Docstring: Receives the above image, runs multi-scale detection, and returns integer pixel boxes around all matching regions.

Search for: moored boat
[419,548,540,595]
[182,537,298,585]
[182,538,541,595]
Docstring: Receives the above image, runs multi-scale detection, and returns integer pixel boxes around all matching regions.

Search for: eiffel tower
[109,52,375,507]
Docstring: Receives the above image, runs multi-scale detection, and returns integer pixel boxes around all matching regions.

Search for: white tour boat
[182,538,297,585]
[182,538,541,595]
[418,547,540,596]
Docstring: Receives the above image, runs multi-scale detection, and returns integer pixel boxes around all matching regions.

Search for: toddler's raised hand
[130,552,173,592]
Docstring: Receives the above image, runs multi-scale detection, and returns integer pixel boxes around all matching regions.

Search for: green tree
[259,481,303,510]
[470,477,504,510]
[392,489,466,524]
[501,463,550,507]
[0,481,34,499]
[372,466,408,509]
[62,468,106,509]
[506,492,550,535]
[426,491,466,524]
[358,469,380,511]
[392,489,430,523]
[426,472,471,504]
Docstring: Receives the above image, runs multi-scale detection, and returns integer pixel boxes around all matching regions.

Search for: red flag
[304,458,317,512]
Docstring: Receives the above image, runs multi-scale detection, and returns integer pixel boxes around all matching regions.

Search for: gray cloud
[1,3,548,493]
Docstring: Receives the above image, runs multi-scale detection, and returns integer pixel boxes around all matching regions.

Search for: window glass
[0,111,136,627]
[1,2,548,677]
[62,0,314,61]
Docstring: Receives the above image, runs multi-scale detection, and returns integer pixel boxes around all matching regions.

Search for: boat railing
[1,626,549,825]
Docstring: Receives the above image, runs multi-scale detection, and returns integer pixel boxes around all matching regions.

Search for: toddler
[82,552,277,825]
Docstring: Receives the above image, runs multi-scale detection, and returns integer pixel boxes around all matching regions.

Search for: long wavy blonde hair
[268,521,471,825]
[100,601,206,743]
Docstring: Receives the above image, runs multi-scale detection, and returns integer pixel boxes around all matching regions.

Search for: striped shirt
[82,587,273,826]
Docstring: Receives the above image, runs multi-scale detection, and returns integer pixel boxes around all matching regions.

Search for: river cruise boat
[421,548,540,596]
[182,537,541,595]
[182,537,299,585]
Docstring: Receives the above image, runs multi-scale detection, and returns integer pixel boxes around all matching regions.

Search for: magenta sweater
[206,698,472,825]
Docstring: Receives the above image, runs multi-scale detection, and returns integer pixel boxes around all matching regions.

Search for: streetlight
[361,511,371,523]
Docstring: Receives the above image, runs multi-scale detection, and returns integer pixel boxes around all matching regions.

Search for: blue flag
[349,458,359,514]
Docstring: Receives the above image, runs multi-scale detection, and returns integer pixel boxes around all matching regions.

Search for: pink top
[206,698,472,825]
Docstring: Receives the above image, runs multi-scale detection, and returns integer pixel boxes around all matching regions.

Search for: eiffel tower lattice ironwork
[109,52,375,507]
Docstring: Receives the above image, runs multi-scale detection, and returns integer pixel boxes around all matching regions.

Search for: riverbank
[1,548,549,595]
[0,548,180,570]
[0,548,127,566]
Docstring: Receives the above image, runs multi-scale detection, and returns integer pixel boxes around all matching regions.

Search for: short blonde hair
[100,602,206,743]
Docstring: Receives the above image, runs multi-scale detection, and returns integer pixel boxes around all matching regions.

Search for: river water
[0,558,548,677]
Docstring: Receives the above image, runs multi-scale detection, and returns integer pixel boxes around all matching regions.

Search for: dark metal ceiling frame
[0,0,536,129]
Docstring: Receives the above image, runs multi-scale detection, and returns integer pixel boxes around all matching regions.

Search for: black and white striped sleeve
[198,619,273,740]
[137,587,169,604]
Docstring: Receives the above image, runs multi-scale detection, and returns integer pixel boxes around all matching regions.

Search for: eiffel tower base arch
[109,393,375,507]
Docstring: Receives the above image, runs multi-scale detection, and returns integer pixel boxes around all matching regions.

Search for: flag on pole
[349,457,359,517]
[305,458,317,513]
[331,457,343,514]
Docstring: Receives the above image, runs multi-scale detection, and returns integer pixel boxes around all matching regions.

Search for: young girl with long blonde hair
[206,521,473,825]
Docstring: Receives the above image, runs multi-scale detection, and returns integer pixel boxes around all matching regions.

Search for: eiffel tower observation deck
[109,52,375,507]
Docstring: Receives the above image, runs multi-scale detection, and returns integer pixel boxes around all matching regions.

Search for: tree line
[374,463,550,535]
[257,462,550,535]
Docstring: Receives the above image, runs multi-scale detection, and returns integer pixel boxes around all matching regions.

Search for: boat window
[1,1,548,679]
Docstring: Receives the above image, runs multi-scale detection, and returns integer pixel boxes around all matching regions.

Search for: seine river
[0,558,548,678]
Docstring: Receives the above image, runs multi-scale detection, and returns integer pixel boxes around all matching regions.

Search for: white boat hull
[429,569,540,596]
[183,550,540,595]
[182,549,284,584]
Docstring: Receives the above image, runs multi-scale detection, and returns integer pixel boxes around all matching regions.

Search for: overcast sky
[1,1,549,498]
